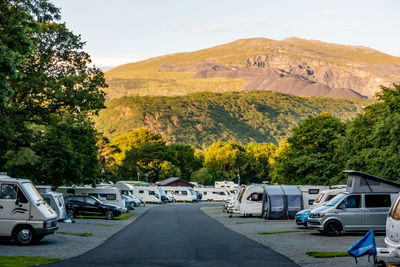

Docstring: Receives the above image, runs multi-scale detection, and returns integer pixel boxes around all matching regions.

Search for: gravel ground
[201,205,392,267]
[0,204,156,259]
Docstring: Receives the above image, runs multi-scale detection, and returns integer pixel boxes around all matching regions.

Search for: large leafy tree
[1,0,106,186]
[337,84,400,181]
[168,144,202,180]
[271,112,346,185]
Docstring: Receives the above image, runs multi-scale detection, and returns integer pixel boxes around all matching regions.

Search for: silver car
[307,192,394,236]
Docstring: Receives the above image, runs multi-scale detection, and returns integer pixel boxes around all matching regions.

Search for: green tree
[245,143,277,183]
[190,167,215,185]
[271,113,346,185]
[168,144,202,180]
[159,161,181,180]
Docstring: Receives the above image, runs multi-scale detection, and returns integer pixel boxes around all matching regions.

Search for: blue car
[123,195,141,210]
[295,209,311,226]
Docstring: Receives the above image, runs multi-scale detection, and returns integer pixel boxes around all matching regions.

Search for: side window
[67,189,75,194]
[85,197,97,205]
[149,191,155,195]
[0,184,17,200]
[203,192,207,195]
[182,191,187,195]
[308,199,315,205]
[71,196,83,203]
[17,186,28,203]
[139,190,144,194]
[43,197,51,205]
[106,194,116,200]
[247,192,263,201]
[325,194,337,202]
[365,194,391,208]
[308,189,319,194]
[340,195,361,209]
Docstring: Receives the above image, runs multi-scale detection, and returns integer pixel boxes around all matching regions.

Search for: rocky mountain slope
[104,37,400,99]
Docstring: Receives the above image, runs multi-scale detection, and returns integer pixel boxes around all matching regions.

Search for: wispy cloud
[90,54,153,67]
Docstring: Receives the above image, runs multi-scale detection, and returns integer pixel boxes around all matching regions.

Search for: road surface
[47,204,298,266]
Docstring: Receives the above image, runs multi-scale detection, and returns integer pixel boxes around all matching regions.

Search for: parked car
[123,194,141,210]
[64,195,121,220]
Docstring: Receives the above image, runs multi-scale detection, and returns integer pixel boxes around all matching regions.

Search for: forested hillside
[94,91,371,148]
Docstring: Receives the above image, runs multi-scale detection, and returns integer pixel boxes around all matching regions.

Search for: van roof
[343,170,400,188]
[0,175,32,184]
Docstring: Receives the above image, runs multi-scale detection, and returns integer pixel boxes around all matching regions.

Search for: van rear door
[362,194,391,231]
[0,183,30,236]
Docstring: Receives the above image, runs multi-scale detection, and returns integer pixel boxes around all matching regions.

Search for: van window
[54,196,62,207]
[106,194,116,200]
[17,186,28,203]
[365,194,391,208]
[308,199,315,205]
[314,193,324,203]
[43,197,51,205]
[139,190,144,194]
[67,188,75,194]
[149,191,155,195]
[339,195,361,209]
[182,191,187,196]
[203,192,207,195]
[389,194,400,220]
[247,192,263,201]
[347,177,353,188]
[325,194,337,202]
[0,184,17,199]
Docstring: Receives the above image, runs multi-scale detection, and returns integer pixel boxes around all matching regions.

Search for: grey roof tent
[261,185,303,220]
[344,170,400,193]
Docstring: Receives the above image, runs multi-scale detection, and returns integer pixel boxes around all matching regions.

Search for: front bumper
[35,225,59,235]
[307,217,324,230]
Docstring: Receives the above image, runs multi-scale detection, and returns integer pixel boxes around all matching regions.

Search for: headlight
[43,219,56,228]
[310,212,325,218]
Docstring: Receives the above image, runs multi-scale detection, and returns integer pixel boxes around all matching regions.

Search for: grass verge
[57,232,92,237]
[78,213,133,220]
[258,230,314,235]
[306,252,349,258]
[0,256,60,267]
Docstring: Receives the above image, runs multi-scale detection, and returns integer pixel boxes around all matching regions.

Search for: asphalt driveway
[46,203,297,266]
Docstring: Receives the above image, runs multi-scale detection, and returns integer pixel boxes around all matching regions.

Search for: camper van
[35,186,68,221]
[0,174,58,245]
[233,185,264,216]
[261,185,303,219]
[298,185,330,209]
[55,186,126,212]
[161,187,197,202]
[132,186,162,204]
[197,187,230,201]
[308,170,400,236]
[295,187,346,226]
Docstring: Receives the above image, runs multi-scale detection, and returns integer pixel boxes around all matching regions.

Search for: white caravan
[35,186,67,221]
[132,186,162,204]
[55,186,126,212]
[0,174,58,245]
[234,185,264,216]
[197,187,230,201]
[161,187,197,202]
[311,186,346,208]
[298,185,330,209]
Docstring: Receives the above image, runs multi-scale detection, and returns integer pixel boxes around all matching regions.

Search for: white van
[132,186,162,204]
[0,174,58,245]
[55,186,126,212]
[161,187,197,202]
[197,187,230,201]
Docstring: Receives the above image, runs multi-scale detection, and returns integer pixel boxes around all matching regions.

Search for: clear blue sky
[51,0,400,67]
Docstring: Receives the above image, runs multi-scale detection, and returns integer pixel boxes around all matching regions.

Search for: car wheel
[129,202,135,209]
[105,211,114,220]
[324,220,342,236]
[67,209,75,219]
[13,226,36,245]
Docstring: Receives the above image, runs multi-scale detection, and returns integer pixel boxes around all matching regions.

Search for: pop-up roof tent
[261,185,303,220]
[344,170,400,193]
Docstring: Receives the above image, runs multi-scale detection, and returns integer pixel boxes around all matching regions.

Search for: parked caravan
[261,186,303,219]
[0,174,58,245]
[161,187,197,202]
[233,185,264,216]
[197,187,230,201]
[55,186,126,212]
[298,185,330,209]
[308,170,400,236]
[376,193,400,262]
[35,186,67,221]
[132,186,162,204]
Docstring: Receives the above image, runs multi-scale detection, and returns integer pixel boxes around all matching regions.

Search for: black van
[65,195,122,220]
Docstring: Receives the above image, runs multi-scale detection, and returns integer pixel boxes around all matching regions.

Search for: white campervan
[55,186,126,212]
[197,187,230,201]
[161,187,197,202]
[0,174,58,245]
[132,186,162,204]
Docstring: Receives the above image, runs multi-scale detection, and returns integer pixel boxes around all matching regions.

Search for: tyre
[324,220,342,236]
[105,211,114,220]
[13,226,36,245]
[67,209,75,219]
[129,202,136,209]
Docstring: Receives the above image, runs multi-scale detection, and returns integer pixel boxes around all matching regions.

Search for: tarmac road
[46,204,298,267]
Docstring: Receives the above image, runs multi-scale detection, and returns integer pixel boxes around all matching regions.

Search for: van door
[0,183,30,236]
[337,194,362,231]
[363,194,391,231]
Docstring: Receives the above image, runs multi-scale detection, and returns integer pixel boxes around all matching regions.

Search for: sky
[51,0,400,68]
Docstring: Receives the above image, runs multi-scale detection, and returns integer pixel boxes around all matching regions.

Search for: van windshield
[325,193,347,207]
[314,193,325,204]
[21,182,43,203]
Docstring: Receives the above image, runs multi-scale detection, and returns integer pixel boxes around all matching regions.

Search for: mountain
[94,91,372,148]
[104,37,400,99]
